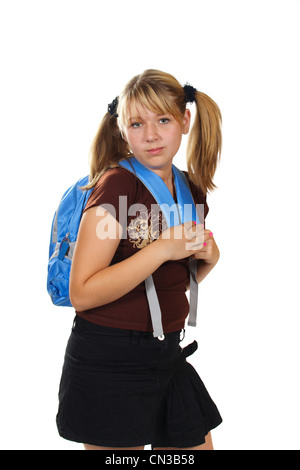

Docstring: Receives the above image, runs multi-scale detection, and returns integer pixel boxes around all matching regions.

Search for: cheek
[126,131,140,147]
[168,129,183,149]
[127,137,140,152]
[124,130,137,148]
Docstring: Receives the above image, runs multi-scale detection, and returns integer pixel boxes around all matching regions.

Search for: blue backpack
[47,175,93,307]
[47,157,201,339]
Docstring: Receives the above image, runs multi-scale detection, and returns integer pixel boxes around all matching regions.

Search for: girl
[56,69,223,450]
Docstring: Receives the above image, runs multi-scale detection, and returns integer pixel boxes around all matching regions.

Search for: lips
[147,147,164,155]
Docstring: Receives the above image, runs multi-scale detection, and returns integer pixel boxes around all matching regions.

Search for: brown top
[76,167,208,333]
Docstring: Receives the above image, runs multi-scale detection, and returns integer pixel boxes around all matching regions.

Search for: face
[122,105,191,173]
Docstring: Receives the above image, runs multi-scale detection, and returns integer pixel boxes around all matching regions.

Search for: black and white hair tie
[107,96,119,117]
[183,84,197,104]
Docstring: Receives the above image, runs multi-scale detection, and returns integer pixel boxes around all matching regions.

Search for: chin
[142,155,173,170]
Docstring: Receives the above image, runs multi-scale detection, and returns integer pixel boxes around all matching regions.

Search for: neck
[153,166,174,196]
[131,156,174,196]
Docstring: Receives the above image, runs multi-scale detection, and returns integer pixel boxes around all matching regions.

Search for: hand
[158,222,206,261]
[192,229,220,265]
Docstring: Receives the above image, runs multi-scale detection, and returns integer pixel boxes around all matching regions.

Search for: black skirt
[56,316,222,448]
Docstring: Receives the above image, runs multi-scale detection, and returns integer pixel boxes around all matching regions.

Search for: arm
[70,207,205,311]
[192,229,220,284]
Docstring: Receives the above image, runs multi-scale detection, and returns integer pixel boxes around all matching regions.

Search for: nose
[145,123,159,142]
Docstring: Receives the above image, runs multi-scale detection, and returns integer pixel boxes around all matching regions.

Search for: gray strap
[144,275,164,339]
[52,208,59,244]
[49,242,76,261]
[145,260,198,337]
[188,259,198,327]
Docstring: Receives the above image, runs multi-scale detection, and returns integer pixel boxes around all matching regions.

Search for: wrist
[200,250,220,266]
[152,238,169,264]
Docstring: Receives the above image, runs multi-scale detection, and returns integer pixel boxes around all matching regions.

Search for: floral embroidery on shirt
[127,208,167,249]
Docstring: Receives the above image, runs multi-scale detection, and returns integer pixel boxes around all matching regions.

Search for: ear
[182,109,191,135]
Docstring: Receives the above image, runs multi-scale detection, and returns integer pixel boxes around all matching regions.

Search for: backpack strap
[173,166,200,328]
[188,259,198,327]
[144,276,164,338]
[119,157,200,339]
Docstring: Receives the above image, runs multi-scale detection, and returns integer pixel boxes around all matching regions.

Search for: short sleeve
[83,168,138,225]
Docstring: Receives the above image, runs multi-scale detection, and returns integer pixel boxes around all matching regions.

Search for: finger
[183,221,196,231]
[185,237,202,249]
[192,225,204,240]
[186,237,207,251]
[204,229,214,239]
[197,230,213,244]
[203,231,213,242]
[191,250,208,260]
[185,241,202,251]
[184,223,204,240]
[193,236,213,251]
[195,230,210,244]
[203,238,213,248]
[187,230,209,247]
[193,239,211,253]
[185,222,204,234]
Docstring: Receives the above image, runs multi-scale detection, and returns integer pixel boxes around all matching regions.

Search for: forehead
[127,95,167,115]
[120,95,182,126]
[128,104,168,120]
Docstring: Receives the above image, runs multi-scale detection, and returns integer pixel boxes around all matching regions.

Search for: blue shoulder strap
[119,157,200,226]
[119,157,200,338]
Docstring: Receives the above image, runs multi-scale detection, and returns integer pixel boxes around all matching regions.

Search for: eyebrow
[128,116,142,121]
[128,113,171,120]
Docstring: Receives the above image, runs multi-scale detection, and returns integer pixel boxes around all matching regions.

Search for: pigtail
[82,70,222,194]
[82,112,129,190]
[186,91,222,194]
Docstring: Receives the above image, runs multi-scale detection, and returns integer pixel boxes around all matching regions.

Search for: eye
[159,117,170,124]
[131,122,142,128]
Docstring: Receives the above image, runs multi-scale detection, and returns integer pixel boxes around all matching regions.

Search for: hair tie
[108,96,119,117]
[183,84,197,104]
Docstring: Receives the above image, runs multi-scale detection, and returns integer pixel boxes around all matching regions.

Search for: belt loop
[131,330,140,345]
[159,333,168,348]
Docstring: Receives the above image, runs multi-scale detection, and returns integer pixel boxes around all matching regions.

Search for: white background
[0,0,299,450]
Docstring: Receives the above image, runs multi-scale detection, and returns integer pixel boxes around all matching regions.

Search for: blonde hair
[84,69,222,194]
